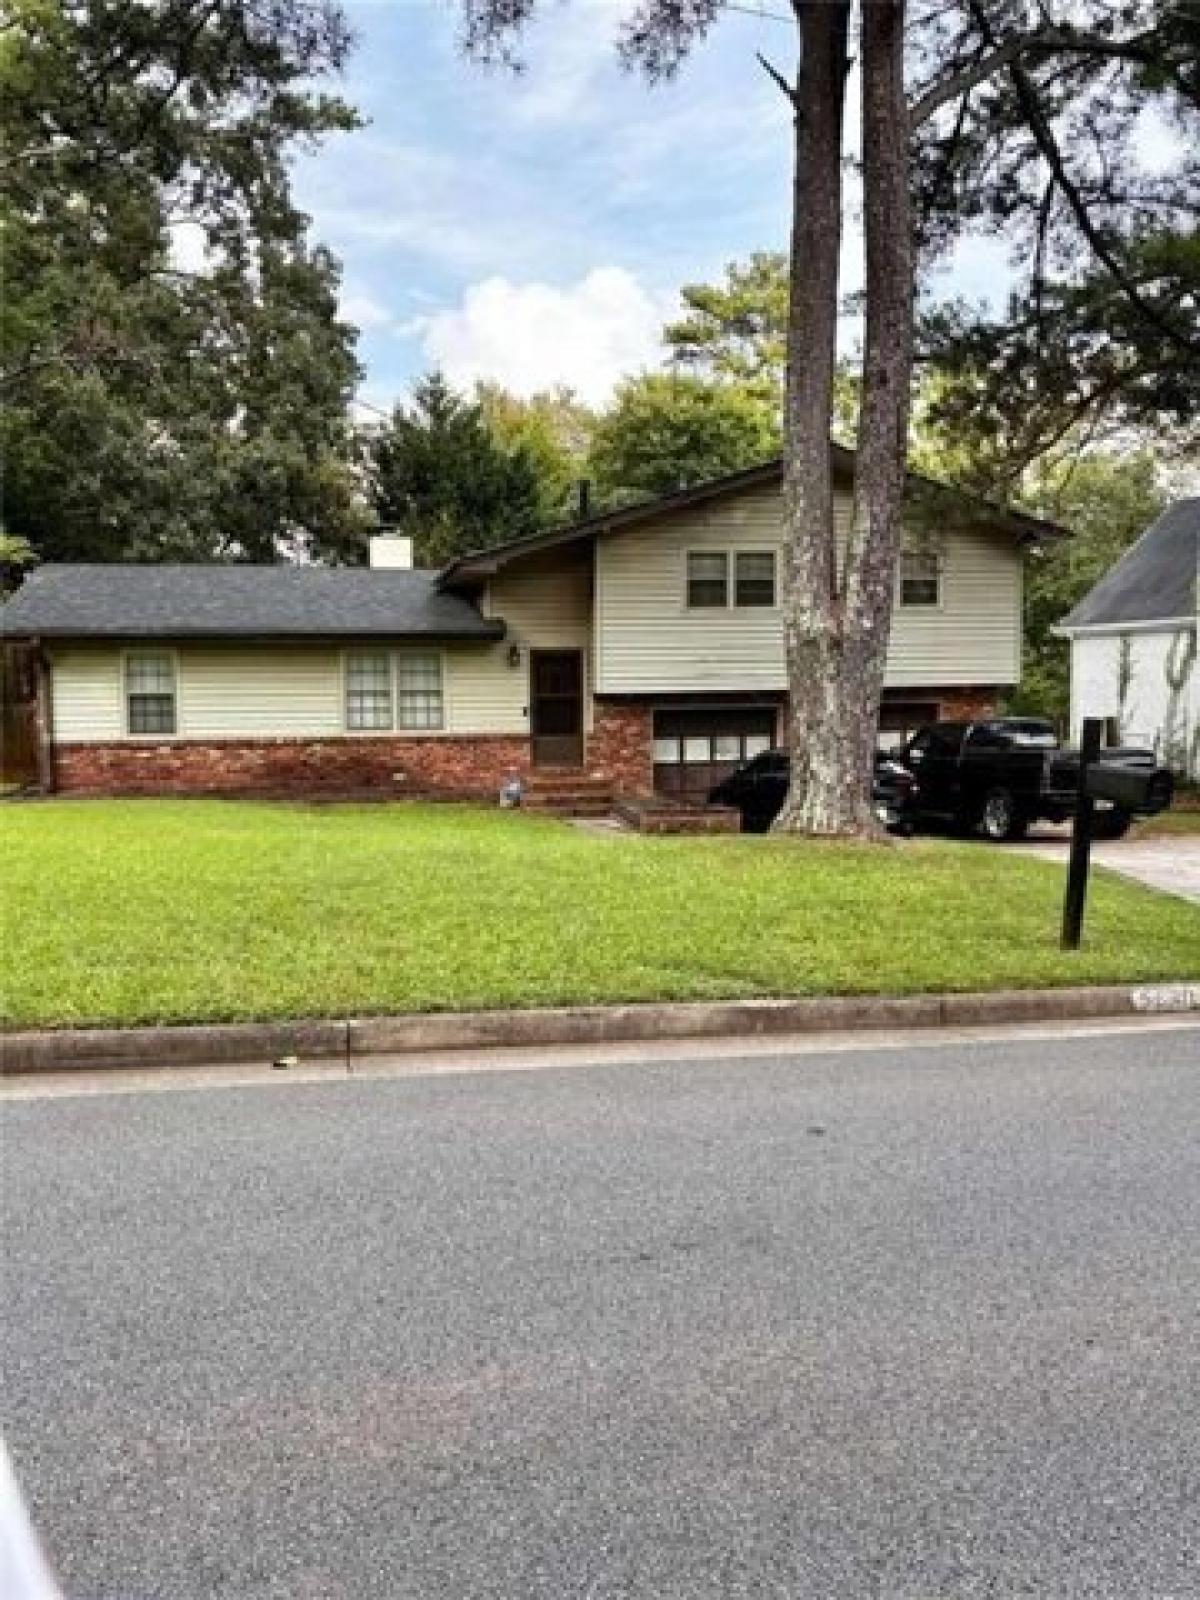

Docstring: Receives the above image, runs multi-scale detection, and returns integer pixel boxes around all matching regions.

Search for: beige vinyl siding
[49,644,344,741]
[49,579,592,743]
[48,647,126,741]
[448,546,593,734]
[888,525,1021,687]
[595,484,1021,692]
[176,646,343,734]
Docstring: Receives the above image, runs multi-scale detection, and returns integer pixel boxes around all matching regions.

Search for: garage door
[653,707,778,805]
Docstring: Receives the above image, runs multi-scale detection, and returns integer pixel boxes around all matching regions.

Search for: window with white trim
[396,651,443,730]
[686,551,729,608]
[899,548,942,607]
[345,651,393,730]
[126,652,176,735]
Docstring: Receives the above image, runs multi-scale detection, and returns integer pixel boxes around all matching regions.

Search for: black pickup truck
[710,717,1174,840]
[879,717,1174,840]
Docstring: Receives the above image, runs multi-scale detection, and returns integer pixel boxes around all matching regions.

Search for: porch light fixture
[507,643,522,669]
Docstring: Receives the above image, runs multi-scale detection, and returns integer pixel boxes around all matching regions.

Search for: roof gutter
[1054,615,1197,639]
[0,625,507,643]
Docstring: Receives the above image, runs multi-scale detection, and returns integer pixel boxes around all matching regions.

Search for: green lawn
[1136,806,1200,837]
[2,798,1198,1029]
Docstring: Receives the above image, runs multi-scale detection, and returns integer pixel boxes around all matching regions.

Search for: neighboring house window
[396,651,444,730]
[735,551,776,607]
[126,652,176,735]
[900,549,941,607]
[345,651,393,730]
[687,552,729,608]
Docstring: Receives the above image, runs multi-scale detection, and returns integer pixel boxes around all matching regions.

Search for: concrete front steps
[521,771,616,818]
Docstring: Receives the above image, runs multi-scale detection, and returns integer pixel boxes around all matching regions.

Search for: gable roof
[0,564,505,641]
[438,448,1064,586]
[1058,500,1200,633]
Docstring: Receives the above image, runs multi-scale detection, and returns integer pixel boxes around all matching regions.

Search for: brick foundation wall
[879,686,1002,723]
[929,687,1001,721]
[51,687,1003,800]
[54,735,533,799]
[588,700,654,796]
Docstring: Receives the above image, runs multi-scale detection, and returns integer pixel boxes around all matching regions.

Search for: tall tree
[475,382,594,524]
[367,374,545,566]
[1011,450,1167,723]
[1,0,368,565]
[588,372,779,503]
[663,251,860,437]
[665,251,790,394]
[458,0,1199,833]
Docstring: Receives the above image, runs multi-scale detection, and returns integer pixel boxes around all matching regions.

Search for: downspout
[31,638,56,794]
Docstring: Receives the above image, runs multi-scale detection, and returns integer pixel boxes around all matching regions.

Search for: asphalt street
[3,1025,1199,1599]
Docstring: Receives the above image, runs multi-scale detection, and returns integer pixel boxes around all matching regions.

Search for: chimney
[576,479,592,520]
[369,533,414,570]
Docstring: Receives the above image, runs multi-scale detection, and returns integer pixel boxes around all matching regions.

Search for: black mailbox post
[1061,718,1103,951]
[1061,720,1175,949]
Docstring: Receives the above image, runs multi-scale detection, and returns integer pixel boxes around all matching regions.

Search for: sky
[284,0,1170,421]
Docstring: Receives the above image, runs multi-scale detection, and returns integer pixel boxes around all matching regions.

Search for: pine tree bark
[775,0,914,836]
[774,0,852,834]
[843,0,915,820]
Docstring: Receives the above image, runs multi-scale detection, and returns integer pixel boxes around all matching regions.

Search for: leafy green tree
[475,383,594,525]
[2,0,368,564]
[664,252,861,438]
[0,530,39,598]
[587,373,780,503]
[367,375,546,566]
[666,252,789,394]
[1008,452,1167,723]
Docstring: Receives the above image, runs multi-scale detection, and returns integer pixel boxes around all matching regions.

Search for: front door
[530,650,584,767]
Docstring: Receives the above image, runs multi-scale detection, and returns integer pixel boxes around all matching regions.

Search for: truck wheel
[980,787,1028,842]
[1093,809,1133,841]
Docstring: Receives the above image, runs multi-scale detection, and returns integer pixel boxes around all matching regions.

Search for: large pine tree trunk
[774,0,854,834]
[845,0,914,808]
[775,0,914,836]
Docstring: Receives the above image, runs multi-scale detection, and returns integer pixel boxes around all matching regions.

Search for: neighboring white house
[1058,500,1199,779]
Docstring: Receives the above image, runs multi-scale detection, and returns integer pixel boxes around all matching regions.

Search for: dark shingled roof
[1059,500,1199,631]
[0,564,506,641]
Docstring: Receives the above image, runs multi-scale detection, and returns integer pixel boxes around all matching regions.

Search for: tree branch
[965,2,1200,357]
[908,37,1026,128]
[908,22,1191,131]
[756,51,797,108]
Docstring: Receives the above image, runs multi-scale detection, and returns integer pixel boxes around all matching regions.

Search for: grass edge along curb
[3,983,1199,1076]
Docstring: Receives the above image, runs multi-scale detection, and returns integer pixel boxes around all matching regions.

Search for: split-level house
[0,450,1058,804]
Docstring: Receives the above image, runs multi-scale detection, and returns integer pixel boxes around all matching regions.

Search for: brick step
[524,770,611,790]
[537,803,616,819]
[523,794,614,815]
[523,782,614,799]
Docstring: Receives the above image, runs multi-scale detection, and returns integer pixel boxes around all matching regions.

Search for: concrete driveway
[1019,829,1200,903]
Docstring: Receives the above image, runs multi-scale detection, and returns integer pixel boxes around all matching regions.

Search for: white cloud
[500,0,623,124]
[340,289,395,331]
[419,268,673,406]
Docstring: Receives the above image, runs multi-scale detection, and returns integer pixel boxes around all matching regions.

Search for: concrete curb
[3,983,1198,1076]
